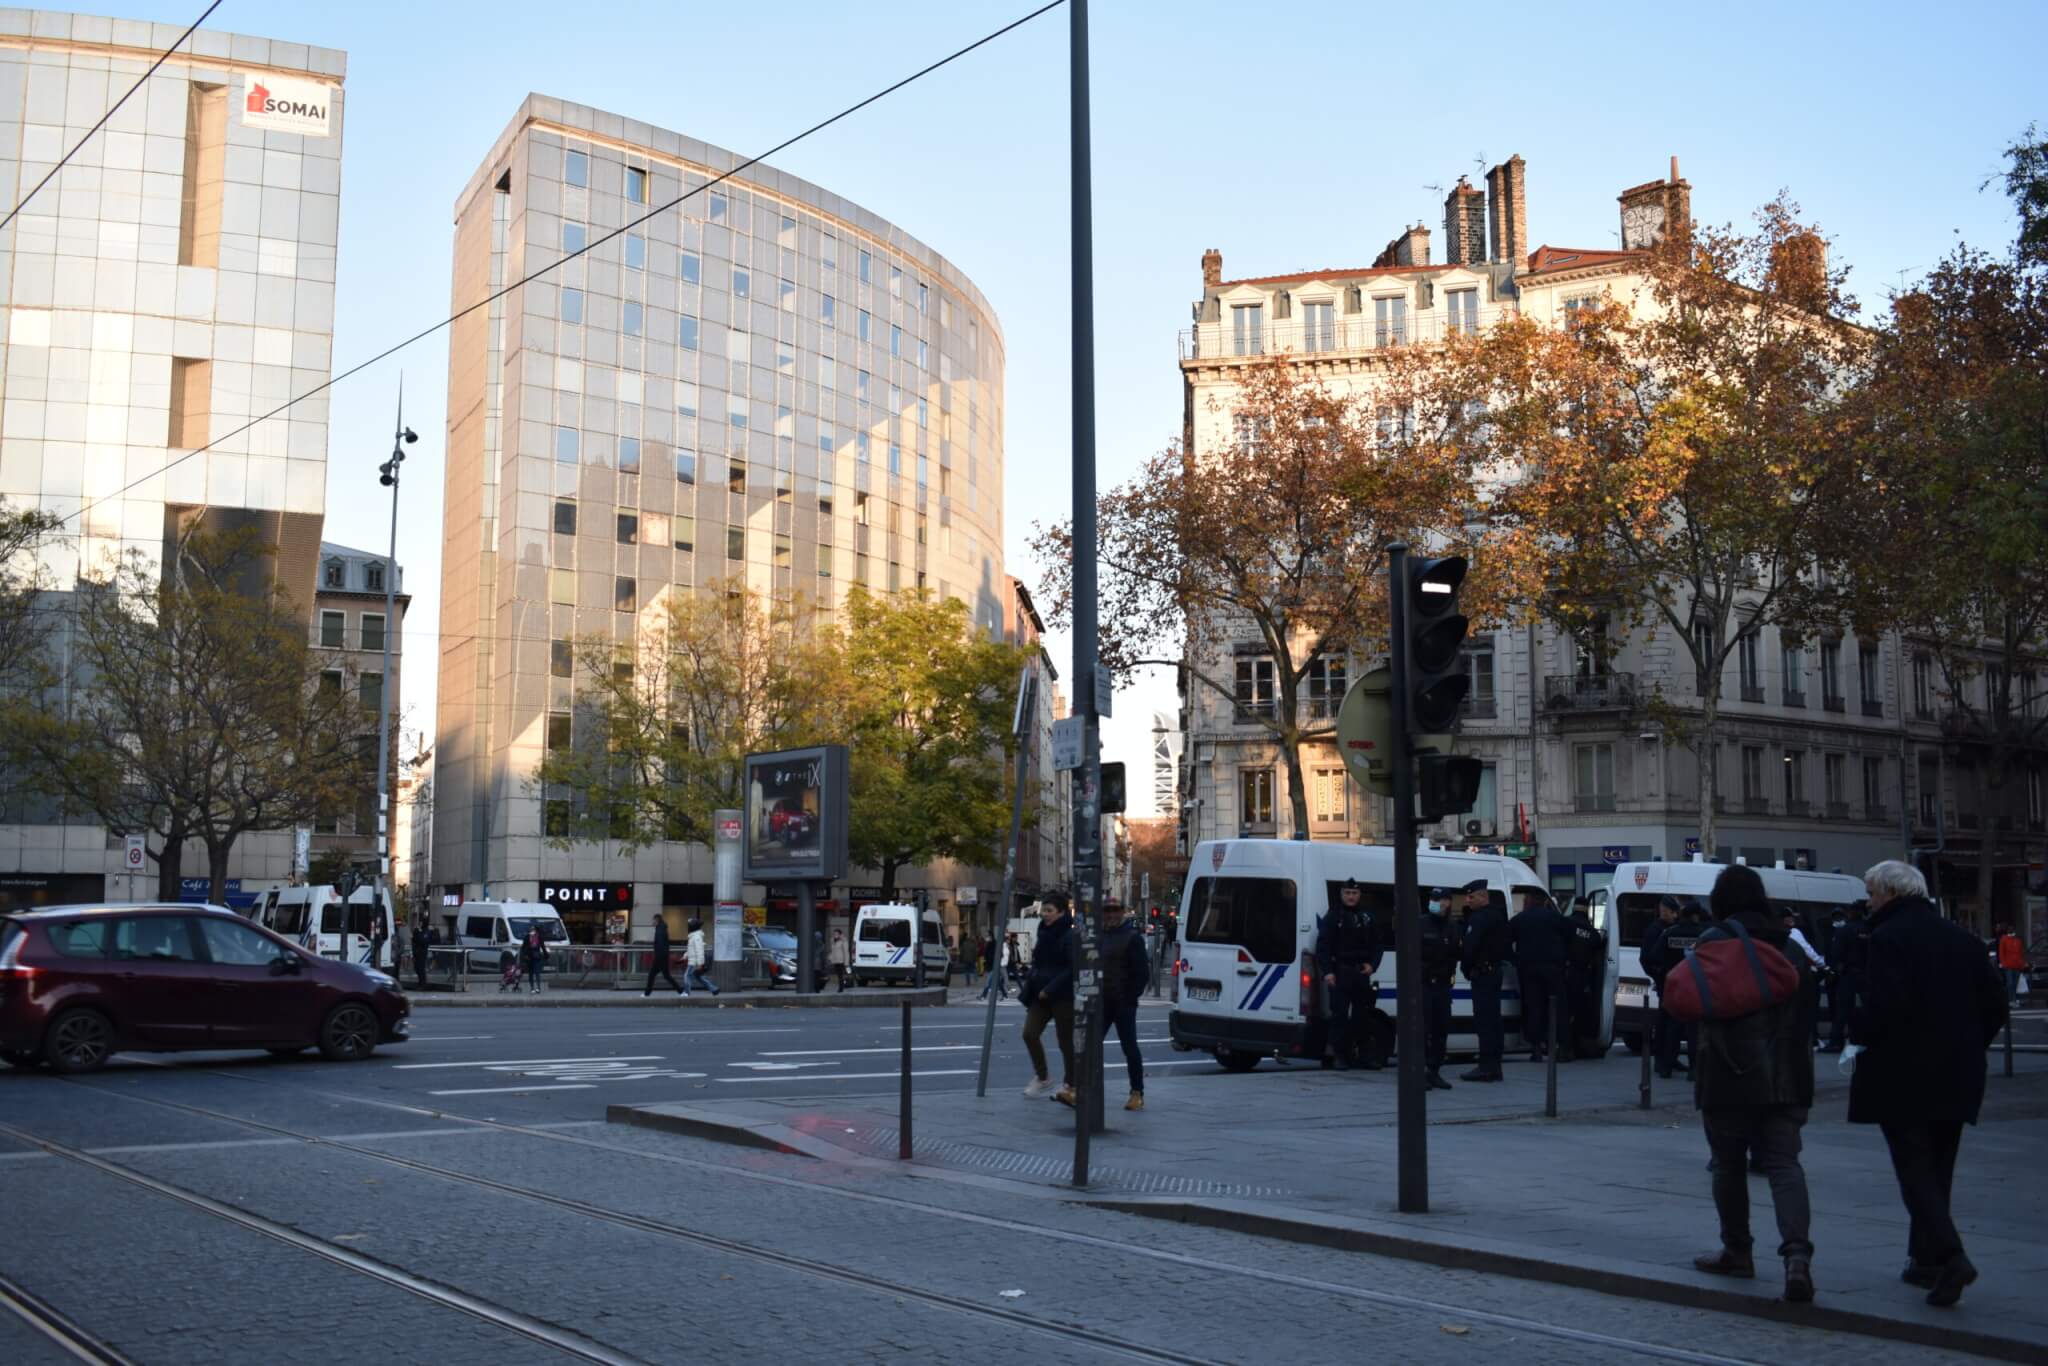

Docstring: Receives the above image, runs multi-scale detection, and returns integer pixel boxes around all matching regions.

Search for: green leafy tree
[0,497,64,695]
[530,582,832,851]
[832,588,1024,900]
[9,530,362,901]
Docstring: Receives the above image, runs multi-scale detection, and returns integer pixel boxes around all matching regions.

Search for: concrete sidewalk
[611,1043,2048,1362]
[408,985,946,1008]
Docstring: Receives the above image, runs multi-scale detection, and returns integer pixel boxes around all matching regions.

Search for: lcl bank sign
[242,74,335,136]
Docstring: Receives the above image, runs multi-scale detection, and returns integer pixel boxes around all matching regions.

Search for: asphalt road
[0,999,2014,1365]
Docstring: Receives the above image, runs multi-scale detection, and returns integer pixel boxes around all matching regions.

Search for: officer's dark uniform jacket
[1317,900,1383,977]
[1461,901,1509,977]
[1565,911,1603,973]
[1420,910,1460,986]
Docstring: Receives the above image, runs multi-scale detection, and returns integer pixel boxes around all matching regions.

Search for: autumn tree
[1844,142,2048,918]
[832,587,1024,900]
[1122,815,1181,909]
[1387,201,1864,852]
[530,581,833,851]
[1034,359,1491,836]
[9,530,363,901]
[0,497,64,695]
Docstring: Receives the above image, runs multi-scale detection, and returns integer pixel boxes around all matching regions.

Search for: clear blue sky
[93,0,2045,816]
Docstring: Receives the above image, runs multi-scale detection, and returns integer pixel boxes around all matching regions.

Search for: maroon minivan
[0,903,410,1073]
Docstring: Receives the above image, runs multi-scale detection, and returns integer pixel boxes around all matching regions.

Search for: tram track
[25,1066,1774,1366]
[0,1270,138,1366]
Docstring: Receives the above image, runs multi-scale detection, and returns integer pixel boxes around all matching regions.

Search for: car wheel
[1217,1049,1262,1074]
[267,1046,308,1059]
[43,1009,115,1074]
[2,1046,43,1070]
[318,1002,379,1061]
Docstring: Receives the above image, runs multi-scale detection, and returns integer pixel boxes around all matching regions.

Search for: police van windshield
[271,903,309,936]
[509,917,566,943]
[1185,877,1296,964]
[860,918,911,947]
[1615,892,1702,947]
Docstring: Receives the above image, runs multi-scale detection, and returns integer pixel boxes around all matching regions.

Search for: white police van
[1603,856,1865,1051]
[851,903,948,985]
[1170,840,1615,1071]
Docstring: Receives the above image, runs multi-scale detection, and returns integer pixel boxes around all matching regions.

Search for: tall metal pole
[370,383,406,968]
[1386,544,1429,1214]
[978,667,1037,1096]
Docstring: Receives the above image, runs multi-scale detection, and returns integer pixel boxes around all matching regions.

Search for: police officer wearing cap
[1317,878,1384,1070]
[1457,878,1507,1082]
[1419,887,1459,1089]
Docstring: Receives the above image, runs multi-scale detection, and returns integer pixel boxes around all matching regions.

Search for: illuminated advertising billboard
[742,744,849,883]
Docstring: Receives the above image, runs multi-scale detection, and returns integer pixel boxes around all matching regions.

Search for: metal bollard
[1544,992,1559,1119]
[2006,1013,2015,1079]
[1639,1014,1654,1110]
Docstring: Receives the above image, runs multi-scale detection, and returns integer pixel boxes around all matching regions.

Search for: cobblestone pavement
[0,1042,2007,1365]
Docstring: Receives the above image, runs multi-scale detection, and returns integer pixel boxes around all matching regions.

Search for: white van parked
[248,885,397,968]
[852,903,949,985]
[1169,840,1616,1072]
[450,902,570,956]
[1604,857,1864,1051]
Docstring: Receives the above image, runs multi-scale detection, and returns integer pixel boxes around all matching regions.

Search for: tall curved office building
[434,96,1007,940]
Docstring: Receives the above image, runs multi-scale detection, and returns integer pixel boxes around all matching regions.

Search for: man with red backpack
[1681,863,1818,1305]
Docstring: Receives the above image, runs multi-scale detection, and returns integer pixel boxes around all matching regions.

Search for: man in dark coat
[1688,865,1817,1304]
[642,914,682,996]
[1316,879,1385,1070]
[410,918,431,991]
[1563,896,1606,1059]
[1418,888,1460,1090]
[1508,891,1571,1062]
[1098,901,1152,1110]
[1849,860,2010,1308]
[1458,880,1507,1082]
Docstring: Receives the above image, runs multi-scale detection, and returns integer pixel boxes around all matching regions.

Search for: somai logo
[241,75,335,137]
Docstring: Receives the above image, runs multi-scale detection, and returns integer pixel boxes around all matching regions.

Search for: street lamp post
[372,386,418,967]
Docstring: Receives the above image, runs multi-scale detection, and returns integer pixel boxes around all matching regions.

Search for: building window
[1305,655,1347,720]
[675,450,696,485]
[624,235,645,271]
[560,287,584,324]
[550,569,574,606]
[1784,750,1806,812]
[1240,768,1276,829]
[1781,642,1806,706]
[1820,641,1844,710]
[622,300,643,337]
[1738,631,1762,700]
[553,499,577,535]
[918,283,929,315]
[1575,743,1615,812]
[1231,303,1264,356]
[1468,763,1499,833]
[726,527,744,561]
[709,193,726,222]
[1863,756,1884,816]
[319,610,344,648]
[1302,300,1335,352]
[727,461,746,493]
[733,268,749,300]
[1858,643,1883,715]
[564,150,588,187]
[1912,654,1932,718]
[624,165,647,204]
[1465,638,1497,717]
[858,309,871,342]
[1742,746,1766,802]
[177,82,225,268]
[821,295,836,328]
[1374,295,1407,346]
[680,252,701,285]
[546,713,572,753]
[619,437,641,473]
[617,513,638,545]
[1824,753,1846,811]
[550,640,572,679]
[890,264,903,297]
[563,222,586,255]
[1446,288,1479,336]
[678,316,699,351]
[673,515,695,553]
[821,233,837,271]
[544,800,570,837]
[1311,766,1349,825]
[322,558,345,590]
[360,673,383,714]
[365,563,385,593]
[614,577,636,612]
[891,324,902,358]
[1234,657,1276,721]
[556,427,579,463]
[319,669,342,700]
[1691,619,1718,682]
[360,614,385,652]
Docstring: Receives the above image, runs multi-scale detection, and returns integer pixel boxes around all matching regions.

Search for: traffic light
[1404,556,1470,734]
[1100,761,1127,814]
[1417,752,1484,820]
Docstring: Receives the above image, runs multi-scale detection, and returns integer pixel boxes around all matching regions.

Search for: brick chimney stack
[1485,155,1527,266]
[1769,230,1828,312]
[1442,178,1487,266]
[1618,157,1692,250]
[1371,224,1433,269]
[1201,248,1223,287]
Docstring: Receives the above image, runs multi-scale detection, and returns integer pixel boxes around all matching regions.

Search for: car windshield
[756,929,797,952]
[509,917,567,942]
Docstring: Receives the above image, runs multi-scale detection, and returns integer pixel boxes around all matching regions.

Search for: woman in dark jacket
[519,926,547,995]
[1690,864,1816,1303]
[1018,897,1077,1104]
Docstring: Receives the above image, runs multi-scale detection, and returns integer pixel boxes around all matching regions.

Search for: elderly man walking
[1851,860,2009,1308]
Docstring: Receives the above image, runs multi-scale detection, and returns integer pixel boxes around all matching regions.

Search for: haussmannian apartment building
[432,96,1008,944]
[1176,155,2045,924]
[0,10,346,914]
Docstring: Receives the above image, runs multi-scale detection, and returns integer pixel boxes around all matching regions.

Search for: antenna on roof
[1473,152,1487,177]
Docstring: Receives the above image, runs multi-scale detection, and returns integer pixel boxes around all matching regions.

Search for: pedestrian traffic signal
[1100,761,1127,814]
[1403,555,1470,735]
[1417,752,1484,821]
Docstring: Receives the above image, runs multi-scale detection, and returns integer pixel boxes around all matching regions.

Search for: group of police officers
[1314,879,1608,1085]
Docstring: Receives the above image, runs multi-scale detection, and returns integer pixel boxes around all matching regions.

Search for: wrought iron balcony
[1543,673,1638,713]
[1179,306,1514,362]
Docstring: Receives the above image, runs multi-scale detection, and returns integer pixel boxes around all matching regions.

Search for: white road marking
[395,1055,662,1070]
[587,1028,800,1038]
[429,1083,597,1096]
[727,1061,842,1071]
[405,1034,496,1041]
[761,1044,981,1057]
[718,1068,979,1084]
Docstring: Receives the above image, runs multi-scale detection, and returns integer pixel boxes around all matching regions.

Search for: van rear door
[1178,874,1300,1021]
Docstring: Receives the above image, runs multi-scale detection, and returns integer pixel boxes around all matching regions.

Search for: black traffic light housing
[1417,753,1484,821]
[1405,556,1470,734]
[1100,761,1127,814]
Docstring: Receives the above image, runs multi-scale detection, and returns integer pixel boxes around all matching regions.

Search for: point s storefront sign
[242,74,335,137]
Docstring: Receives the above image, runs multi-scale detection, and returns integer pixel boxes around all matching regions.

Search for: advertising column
[713,810,743,994]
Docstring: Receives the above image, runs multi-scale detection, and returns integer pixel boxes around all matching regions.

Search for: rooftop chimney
[1371,223,1432,269]
[1768,230,1828,312]
[1485,155,1528,266]
[1618,157,1692,251]
[1201,248,1223,288]
[1443,178,1487,266]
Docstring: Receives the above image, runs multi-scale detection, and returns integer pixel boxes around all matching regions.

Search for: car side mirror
[270,955,302,976]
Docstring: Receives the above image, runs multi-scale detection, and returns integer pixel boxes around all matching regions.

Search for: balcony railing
[1744,796,1772,815]
[1544,672,1638,713]
[1866,803,1887,823]
[1785,690,1807,709]
[1786,799,1811,817]
[1574,794,1617,813]
[1180,306,1513,361]
[1862,699,1885,718]
[1823,695,1846,713]
[1827,800,1850,819]
[1462,694,1499,720]
[1740,685,1766,703]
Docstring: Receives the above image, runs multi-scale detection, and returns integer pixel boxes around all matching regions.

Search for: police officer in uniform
[1420,887,1459,1090]
[1510,890,1572,1061]
[1563,895,1606,1061]
[1318,879,1384,1070]
[1457,879,1507,1082]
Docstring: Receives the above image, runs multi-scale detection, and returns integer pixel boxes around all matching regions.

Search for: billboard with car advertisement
[742,745,849,883]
